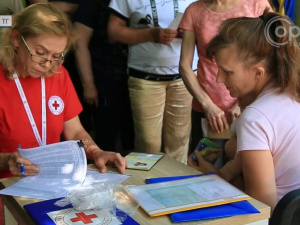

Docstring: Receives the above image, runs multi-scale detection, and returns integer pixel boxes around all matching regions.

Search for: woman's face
[215,45,260,99]
[15,34,67,78]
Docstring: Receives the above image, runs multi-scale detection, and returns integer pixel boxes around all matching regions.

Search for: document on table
[0,141,131,200]
[125,152,164,171]
[127,174,251,217]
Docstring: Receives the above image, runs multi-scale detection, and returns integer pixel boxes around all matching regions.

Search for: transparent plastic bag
[55,183,139,222]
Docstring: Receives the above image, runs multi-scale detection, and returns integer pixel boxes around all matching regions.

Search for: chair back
[269,189,300,225]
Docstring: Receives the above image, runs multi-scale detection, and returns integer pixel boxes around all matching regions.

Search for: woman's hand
[204,103,229,133]
[8,152,39,177]
[151,28,178,44]
[227,103,240,124]
[83,82,98,107]
[91,148,128,174]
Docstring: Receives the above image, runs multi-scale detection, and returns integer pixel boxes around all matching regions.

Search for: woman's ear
[253,64,266,80]
[11,29,20,48]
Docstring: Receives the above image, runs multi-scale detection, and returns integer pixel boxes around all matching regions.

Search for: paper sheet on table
[0,141,131,200]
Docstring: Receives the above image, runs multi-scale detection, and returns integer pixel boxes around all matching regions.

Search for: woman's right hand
[187,150,219,174]
[83,82,98,107]
[8,152,39,177]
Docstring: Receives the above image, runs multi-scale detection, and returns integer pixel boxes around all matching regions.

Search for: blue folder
[23,197,139,225]
[145,174,259,223]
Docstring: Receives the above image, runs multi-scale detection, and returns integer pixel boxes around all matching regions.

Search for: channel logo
[264,16,300,47]
[0,15,12,28]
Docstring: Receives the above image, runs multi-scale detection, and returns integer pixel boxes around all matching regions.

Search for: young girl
[188,9,300,212]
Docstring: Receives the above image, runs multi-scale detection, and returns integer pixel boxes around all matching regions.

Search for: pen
[20,164,25,178]
[17,144,25,178]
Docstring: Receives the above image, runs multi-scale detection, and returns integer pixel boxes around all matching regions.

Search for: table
[0,155,270,225]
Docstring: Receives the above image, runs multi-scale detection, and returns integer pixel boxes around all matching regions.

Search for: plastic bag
[55,183,139,222]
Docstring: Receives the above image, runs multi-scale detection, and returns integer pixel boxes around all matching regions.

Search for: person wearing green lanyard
[107,0,198,164]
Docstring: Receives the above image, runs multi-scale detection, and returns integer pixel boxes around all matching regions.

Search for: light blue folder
[145,174,259,223]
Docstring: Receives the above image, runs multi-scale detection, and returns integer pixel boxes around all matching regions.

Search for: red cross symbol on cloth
[52,100,60,110]
[70,212,98,224]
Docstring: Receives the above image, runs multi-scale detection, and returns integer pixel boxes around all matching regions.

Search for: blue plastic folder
[145,174,259,223]
[23,198,139,225]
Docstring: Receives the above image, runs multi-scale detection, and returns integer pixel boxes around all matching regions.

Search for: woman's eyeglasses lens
[30,55,64,66]
[21,35,64,66]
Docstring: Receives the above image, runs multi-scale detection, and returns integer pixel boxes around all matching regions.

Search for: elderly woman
[0,3,127,178]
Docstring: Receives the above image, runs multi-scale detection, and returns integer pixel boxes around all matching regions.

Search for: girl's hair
[206,8,300,102]
[0,3,75,76]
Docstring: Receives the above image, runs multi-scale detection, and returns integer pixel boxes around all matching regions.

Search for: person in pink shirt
[189,9,300,212]
[179,0,271,152]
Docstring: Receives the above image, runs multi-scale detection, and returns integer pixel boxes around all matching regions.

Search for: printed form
[0,141,130,199]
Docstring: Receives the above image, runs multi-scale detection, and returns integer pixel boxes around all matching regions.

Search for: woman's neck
[245,76,273,106]
[14,65,27,78]
[204,0,242,13]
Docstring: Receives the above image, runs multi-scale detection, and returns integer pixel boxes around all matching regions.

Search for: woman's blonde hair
[206,9,300,102]
[0,3,75,77]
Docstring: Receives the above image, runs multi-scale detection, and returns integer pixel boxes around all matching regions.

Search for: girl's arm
[241,150,277,211]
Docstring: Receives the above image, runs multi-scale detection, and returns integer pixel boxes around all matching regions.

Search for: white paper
[0,141,131,200]
[127,174,251,216]
[168,13,183,30]
[81,170,131,189]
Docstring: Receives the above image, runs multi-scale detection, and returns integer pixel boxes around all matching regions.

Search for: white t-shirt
[109,0,198,75]
[237,84,300,201]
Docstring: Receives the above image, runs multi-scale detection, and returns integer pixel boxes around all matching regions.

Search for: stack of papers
[0,141,131,200]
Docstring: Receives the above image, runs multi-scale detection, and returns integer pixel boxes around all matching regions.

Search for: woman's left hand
[92,150,128,174]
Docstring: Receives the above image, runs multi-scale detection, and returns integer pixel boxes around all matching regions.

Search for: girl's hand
[187,150,219,174]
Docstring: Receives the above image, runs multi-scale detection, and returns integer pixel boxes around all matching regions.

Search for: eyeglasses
[21,35,64,66]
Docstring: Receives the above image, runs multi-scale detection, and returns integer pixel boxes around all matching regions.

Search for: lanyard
[150,0,179,27]
[13,73,47,146]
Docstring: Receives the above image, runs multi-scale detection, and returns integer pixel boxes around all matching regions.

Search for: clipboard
[145,175,259,222]
[128,174,251,217]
